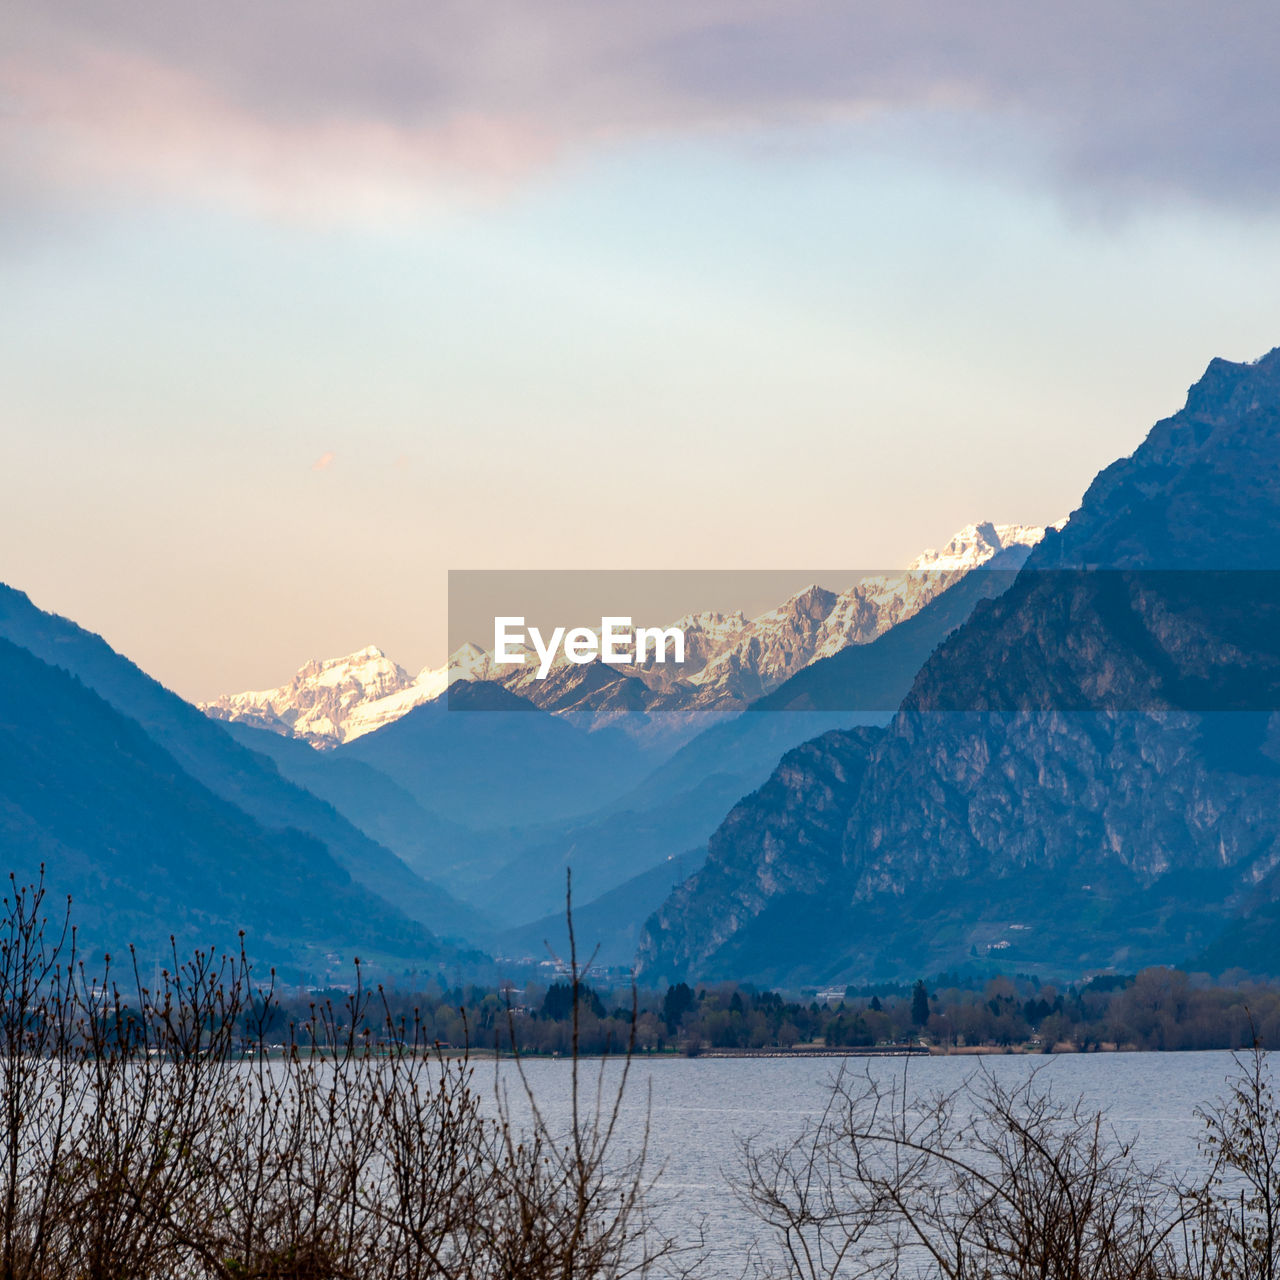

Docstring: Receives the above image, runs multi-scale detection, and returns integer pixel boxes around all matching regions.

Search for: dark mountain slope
[0,637,441,974]
[639,729,883,983]
[640,349,1280,984]
[1030,353,1280,572]
[0,584,474,941]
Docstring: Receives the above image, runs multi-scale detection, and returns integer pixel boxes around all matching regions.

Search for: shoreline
[470,1040,1139,1061]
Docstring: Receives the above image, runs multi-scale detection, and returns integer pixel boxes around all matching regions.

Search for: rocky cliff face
[645,729,882,974]
[639,350,1280,984]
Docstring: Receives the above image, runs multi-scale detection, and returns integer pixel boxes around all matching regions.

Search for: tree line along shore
[319,967,1280,1057]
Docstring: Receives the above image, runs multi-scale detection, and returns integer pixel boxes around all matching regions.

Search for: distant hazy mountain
[219,719,503,890]
[496,852,706,969]
[0,636,452,977]
[201,523,1046,749]
[639,350,1280,986]
[337,680,654,831]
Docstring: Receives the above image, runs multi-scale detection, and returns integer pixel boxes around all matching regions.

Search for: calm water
[493,1051,1241,1275]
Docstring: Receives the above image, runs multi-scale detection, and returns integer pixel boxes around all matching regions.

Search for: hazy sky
[4,2,1280,699]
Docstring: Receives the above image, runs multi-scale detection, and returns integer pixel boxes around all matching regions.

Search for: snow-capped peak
[908,522,1047,573]
[445,641,496,683]
[202,644,425,746]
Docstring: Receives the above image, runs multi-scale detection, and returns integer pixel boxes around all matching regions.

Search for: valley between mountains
[5,351,1280,988]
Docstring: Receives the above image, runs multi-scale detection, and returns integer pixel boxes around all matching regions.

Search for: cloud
[311,451,335,472]
[2,1,1279,217]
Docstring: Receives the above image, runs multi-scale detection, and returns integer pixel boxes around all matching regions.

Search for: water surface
[496,1050,1243,1274]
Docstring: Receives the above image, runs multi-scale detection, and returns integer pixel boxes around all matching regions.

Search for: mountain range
[8,349,1280,987]
[0,519,1049,974]
[200,522,1046,747]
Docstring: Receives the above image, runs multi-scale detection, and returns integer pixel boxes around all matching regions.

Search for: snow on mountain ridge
[201,522,1052,746]
[685,525,1050,701]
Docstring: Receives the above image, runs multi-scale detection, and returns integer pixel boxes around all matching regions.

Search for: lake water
[496,1050,1243,1276]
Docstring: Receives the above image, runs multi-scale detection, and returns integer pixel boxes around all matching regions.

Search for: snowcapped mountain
[201,646,444,746]
[446,640,496,683]
[199,637,510,746]
[907,521,1048,573]
[202,522,1050,747]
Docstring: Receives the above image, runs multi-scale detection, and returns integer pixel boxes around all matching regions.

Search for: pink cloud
[2,1,1279,215]
[312,451,335,472]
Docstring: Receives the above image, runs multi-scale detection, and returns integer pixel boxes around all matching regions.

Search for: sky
[4,2,1280,700]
